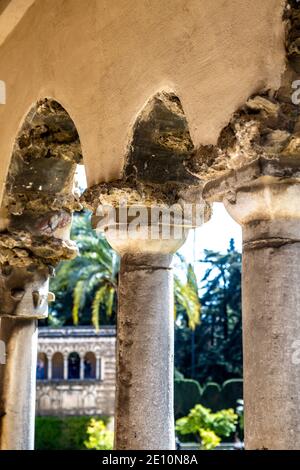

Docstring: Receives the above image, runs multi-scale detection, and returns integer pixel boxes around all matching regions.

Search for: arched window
[36,353,48,380]
[68,352,80,379]
[52,352,64,380]
[84,352,96,379]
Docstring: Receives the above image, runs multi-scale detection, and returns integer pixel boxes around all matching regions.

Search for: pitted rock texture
[0,99,82,271]
[0,264,50,317]
[187,1,300,181]
[82,92,209,219]
[124,92,197,186]
[0,232,77,269]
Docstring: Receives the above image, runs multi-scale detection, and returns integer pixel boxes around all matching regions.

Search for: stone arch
[52,351,64,380]
[36,352,48,380]
[83,90,209,228]
[123,91,197,186]
[68,351,80,380]
[84,351,96,379]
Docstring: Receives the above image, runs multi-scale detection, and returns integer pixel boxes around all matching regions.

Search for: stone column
[96,354,101,380]
[0,266,49,450]
[114,250,177,450]
[47,353,52,380]
[89,201,199,450]
[203,158,300,450]
[63,353,68,380]
[0,318,37,450]
[80,354,84,380]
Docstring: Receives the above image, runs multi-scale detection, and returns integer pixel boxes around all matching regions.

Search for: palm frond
[91,285,107,330]
[174,274,201,330]
[72,280,85,325]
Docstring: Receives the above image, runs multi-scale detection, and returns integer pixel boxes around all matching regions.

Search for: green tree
[175,239,242,384]
[49,211,119,329]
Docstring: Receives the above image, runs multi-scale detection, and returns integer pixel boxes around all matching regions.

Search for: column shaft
[242,219,300,449]
[0,318,38,450]
[80,356,84,380]
[115,253,175,450]
[96,356,101,380]
[63,355,68,380]
[47,354,52,380]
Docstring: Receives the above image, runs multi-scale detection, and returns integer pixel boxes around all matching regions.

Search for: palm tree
[174,256,201,331]
[50,211,119,329]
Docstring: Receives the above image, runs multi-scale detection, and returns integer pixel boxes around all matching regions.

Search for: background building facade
[36,327,116,417]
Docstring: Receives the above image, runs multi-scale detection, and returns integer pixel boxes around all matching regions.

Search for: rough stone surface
[189,1,300,182]
[0,98,83,450]
[199,4,300,450]
[0,317,38,449]
[242,219,300,450]
[0,99,81,319]
[82,92,210,225]
[0,0,285,187]
[115,253,175,450]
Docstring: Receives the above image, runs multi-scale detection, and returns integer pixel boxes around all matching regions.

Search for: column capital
[82,182,210,256]
[203,156,300,226]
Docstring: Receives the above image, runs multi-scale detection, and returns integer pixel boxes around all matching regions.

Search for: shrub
[176,404,238,450]
[35,416,109,450]
[84,418,114,450]
[200,382,223,411]
[222,379,243,409]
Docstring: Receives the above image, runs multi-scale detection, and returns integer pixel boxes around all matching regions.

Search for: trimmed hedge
[222,379,243,409]
[201,382,223,411]
[35,416,108,450]
[174,379,202,419]
[175,378,243,418]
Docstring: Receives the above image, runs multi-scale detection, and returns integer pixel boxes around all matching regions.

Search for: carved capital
[203,156,300,226]
[83,183,209,256]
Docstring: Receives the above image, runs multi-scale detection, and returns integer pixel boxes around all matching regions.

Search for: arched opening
[52,352,64,380]
[36,352,48,380]
[68,352,80,379]
[84,351,96,379]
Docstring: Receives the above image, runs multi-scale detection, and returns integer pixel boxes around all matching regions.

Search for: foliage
[35,416,95,450]
[175,377,243,420]
[199,429,221,450]
[200,382,223,412]
[176,404,238,450]
[174,378,202,418]
[222,379,243,409]
[84,418,114,450]
[174,368,185,380]
[174,262,201,330]
[49,211,119,329]
[175,239,242,385]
